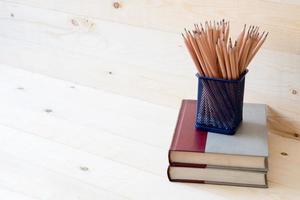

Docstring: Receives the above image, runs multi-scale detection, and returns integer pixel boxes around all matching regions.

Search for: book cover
[168,100,268,171]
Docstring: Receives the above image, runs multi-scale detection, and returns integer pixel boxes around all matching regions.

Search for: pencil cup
[195,70,248,135]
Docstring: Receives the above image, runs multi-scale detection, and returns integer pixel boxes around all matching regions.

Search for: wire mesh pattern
[195,71,247,135]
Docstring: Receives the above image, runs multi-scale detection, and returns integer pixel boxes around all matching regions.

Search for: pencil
[182,33,204,76]
[182,21,267,80]
[216,40,227,79]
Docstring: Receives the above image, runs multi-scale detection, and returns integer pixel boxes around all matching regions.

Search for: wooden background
[0,0,299,131]
[0,1,299,199]
[0,0,299,139]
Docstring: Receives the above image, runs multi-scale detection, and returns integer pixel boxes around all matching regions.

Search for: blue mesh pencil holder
[195,70,248,135]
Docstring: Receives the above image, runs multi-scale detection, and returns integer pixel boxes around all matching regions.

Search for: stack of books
[167,100,268,188]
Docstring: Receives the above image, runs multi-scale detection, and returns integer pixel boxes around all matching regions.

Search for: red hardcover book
[169,99,208,158]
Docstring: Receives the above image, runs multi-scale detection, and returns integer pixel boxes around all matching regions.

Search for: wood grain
[0,187,39,200]
[0,1,299,199]
[0,147,126,200]
[0,64,299,199]
[2,0,300,54]
[0,124,224,200]
[0,2,299,138]
[0,65,175,176]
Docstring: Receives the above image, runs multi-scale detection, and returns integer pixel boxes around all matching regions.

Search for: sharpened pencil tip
[181,20,267,79]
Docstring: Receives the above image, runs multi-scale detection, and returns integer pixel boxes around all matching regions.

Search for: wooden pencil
[188,32,206,74]
[244,32,268,69]
[229,46,236,79]
[240,37,252,71]
[216,40,227,79]
[182,33,204,76]
[182,21,267,80]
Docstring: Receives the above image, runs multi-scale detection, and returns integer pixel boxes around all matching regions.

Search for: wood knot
[291,89,297,95]
[44,109,53,113]
[294,133,299,138]
[80,166,89,171]
[113,2,121,9]
[281,152,288,156]
[71,19,79,26]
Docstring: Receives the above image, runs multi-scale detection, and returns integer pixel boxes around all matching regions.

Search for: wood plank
[0,64,177,148]
[0,1,298,199]
[0,124,226,200]
[0,103,169,176]
[0,91,299,199]
[0,2,299,138]
[0,64,299,199]
[0,64,173,176]
[0,187,39,200]
[2,0,299,54]
[0,151,126,200]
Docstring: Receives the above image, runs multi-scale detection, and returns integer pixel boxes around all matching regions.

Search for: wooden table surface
[0,1,299,199]
[0,64,298,200]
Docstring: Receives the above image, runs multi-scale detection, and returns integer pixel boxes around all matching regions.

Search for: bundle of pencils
[182,20,268,80]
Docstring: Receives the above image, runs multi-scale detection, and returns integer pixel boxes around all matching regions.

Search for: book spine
[166,166,171,182]
[169,100,187,151]
[168,100,187,164]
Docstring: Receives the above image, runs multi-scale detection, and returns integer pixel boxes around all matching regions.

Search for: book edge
[170,162,268,172]
[169,150,268,171]
[168,165,268,188]
[169,179,268,188]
